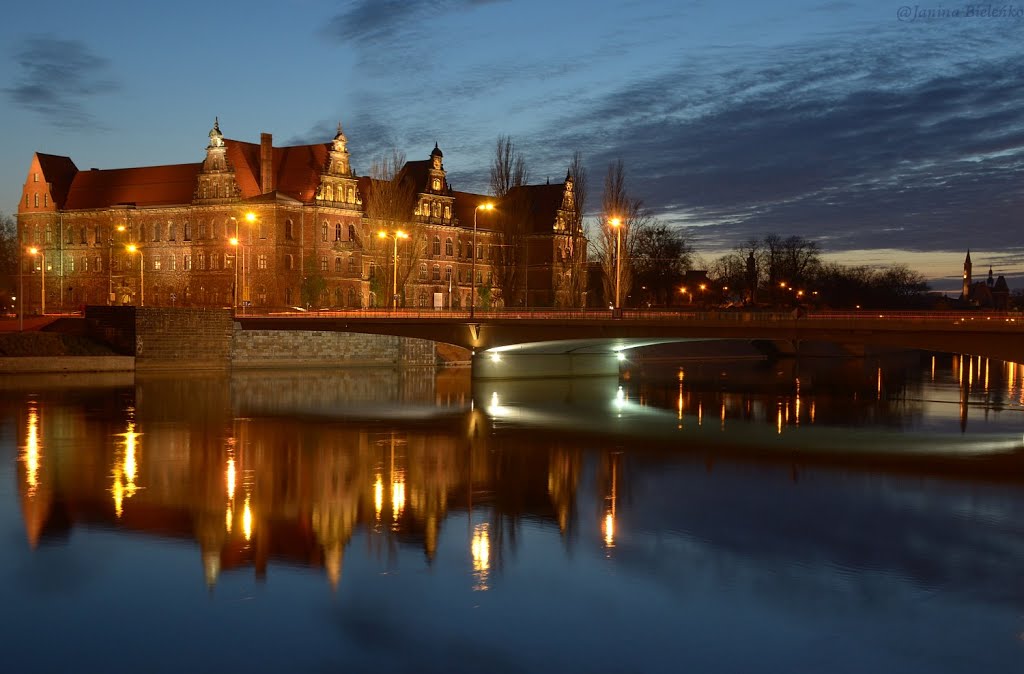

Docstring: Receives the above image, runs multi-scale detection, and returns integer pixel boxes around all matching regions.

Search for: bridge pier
[472,352,620,380]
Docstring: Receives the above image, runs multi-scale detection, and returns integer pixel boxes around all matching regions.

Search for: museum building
[16,119,584,311]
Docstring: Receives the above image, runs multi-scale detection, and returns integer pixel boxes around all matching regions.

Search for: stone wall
[82,306,438,370]
[232,329,436,368]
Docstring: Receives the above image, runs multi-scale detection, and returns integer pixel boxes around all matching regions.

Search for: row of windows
[430,236,492,259]
[418,200,451,220]
[26,193,49,208]
[24,219,279,246]
[320,185,357,203]
[322,222,357,243]
[415,264,492,284]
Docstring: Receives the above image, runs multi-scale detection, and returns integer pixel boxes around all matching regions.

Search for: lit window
[184,254,192,270]
[320,255,328,272]
[153,256,162,271]
[258,254,267,270]
[169,255,176,271]
[33,193,38,207]
[322,222,328,241]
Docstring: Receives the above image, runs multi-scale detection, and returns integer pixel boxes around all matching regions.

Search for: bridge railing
[246,307,1024,326]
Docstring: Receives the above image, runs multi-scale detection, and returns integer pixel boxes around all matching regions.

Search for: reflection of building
[960,250,1010,310]
[15,390,582,591]
[17,120,584,310]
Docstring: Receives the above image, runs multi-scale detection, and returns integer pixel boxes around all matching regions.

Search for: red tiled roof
[64,163,201,209]
[506,183,566,233]
[224,139,329,202]
[451,191,500,232]
[36,153,78,209]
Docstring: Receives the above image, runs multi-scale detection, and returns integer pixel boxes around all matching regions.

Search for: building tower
[962,250,972,299]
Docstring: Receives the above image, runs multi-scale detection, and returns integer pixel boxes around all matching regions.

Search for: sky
[1,0,1022,291]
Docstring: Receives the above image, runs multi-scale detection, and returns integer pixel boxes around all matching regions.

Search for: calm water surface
[1,353,1024,673]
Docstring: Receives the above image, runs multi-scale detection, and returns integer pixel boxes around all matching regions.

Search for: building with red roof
[16,120,585,311]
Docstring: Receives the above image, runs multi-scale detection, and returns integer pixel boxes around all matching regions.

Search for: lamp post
[109,224,125,305]
[126,244,143,306]
[28,247,45,315]
[609,217,622,310]
[471,203,494,318]
[231,212,256,313]
[18,249,23,331]
[229,237,240,313]
[378,230,408,310]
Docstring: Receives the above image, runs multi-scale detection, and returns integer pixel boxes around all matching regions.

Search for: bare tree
[0,213,17,307]
[489,135,529,198]
[489,136,530,306]
[591,160,649,307]
[363,150,420,307]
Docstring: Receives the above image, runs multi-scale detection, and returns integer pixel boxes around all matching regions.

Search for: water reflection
[4,354,1024,671]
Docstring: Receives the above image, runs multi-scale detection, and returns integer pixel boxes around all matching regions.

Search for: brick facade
[17,121,586,313]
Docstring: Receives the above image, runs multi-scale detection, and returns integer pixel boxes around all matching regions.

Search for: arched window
[445,238,453,256]
[432,236,441,256]
[445,266,452,282]
[285,254,294,270]
[79,226,87,244]
[198,221,207,239]
[325,185,334,201]
[467,243,473,259]
[419,264,427,280]
[419,291,428,307]
[432,202,441,217]
[348,288,357,308]
[335,223,342,241]
[285,220,294,240]
[335,287,343,306]
[322,222,328,241]
[168,223,176,241]
[432,264,440,281]
[348,256,356,274]
[348,224,356,241]
[184,222,192,241]
[335,257,342,272]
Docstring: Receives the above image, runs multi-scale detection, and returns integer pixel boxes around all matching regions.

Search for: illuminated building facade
[16,120,584,311]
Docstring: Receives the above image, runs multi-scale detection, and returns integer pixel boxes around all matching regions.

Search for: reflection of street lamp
[28,247,44,315]
[610,217,622,310]
[126,244,143,306]
[109,224,126,305]
[377,230,408,310]
[471,203,494,318]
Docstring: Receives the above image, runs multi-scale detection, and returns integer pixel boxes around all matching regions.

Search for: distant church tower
[962,250,972,299]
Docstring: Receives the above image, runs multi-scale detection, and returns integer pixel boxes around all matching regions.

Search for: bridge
[236,309,1024,379]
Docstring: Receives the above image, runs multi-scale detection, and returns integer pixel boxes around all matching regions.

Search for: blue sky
[2,0,1022,290]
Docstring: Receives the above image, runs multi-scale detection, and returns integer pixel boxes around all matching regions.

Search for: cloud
[530,28,1024,256]
[5,37,119,130]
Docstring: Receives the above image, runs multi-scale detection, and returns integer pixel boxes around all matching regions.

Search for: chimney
[260,133,274,194]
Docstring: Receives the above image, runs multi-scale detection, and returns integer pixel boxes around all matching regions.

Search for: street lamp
[229,237,240,313]
[609,217,622,310]
[110,224,126,305]
[378,230,408,310]
[28,247,45,315]
[471,203,494,318]
[126,244,143,306]
[231,211,256,313]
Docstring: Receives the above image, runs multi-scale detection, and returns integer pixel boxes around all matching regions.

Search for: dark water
[1,353,1023,673]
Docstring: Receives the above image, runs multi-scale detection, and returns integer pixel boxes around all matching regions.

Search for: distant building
[959,250,1010,310]
[16,120,585,311]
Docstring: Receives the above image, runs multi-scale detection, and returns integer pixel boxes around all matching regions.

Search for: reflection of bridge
[237,310,1024,378]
